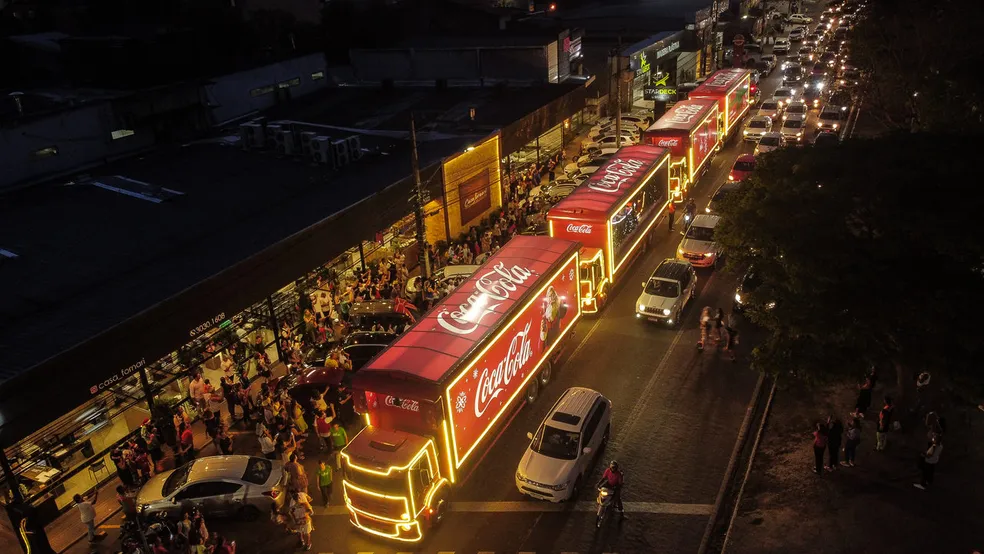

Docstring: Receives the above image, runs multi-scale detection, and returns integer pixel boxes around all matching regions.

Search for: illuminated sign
[90,358,145,395]
[189,312,227,337]
[656,40,681,59]
[644,87,679,101]
[654,137,681,148]
[445,256,579,467]
[565,223,594,235]
[436,263,535,335]
[664,103,707,125]
[587,158,647,194]
[384,396,420,412]
[459,170,492,226]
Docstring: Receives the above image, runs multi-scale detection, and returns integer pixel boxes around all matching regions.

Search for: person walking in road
[667,202,676,232]
[330,422,349,469]
[74,491,106,543]
[288,490,314,551]
[854,373,874,418]
[914,435,943,490]
[317,460,333,507]
[841,417,861,467]
[812,422,827,476]
[826,416,843,471]
[314,408,335,451]
[285,453,309,494]
[875,396,894,451]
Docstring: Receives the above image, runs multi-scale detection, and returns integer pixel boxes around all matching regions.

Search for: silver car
[136,456,287,521]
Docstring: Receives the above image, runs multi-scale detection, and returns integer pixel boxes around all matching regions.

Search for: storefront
[625,31,686,112]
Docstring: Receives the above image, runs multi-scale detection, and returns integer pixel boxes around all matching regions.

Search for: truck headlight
[663,308,672,316]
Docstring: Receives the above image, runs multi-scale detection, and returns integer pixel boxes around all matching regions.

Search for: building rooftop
[0,83,583,382]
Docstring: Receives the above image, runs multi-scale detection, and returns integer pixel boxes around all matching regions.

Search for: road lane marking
[313,501,711,516]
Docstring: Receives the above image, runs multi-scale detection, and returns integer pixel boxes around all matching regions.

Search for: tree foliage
[715,133,984,384]
[850,0,984,133]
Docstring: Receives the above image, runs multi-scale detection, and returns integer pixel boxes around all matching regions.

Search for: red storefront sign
[444,254,579,466]
[459,170,492,226]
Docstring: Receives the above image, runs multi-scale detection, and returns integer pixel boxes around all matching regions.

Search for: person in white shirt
[74,491,105,542]
[258,430,277,460]
[188,373,206,411]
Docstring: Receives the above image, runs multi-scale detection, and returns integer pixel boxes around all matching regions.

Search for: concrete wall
[0,103,156,192]
[349,47,551,83]
[205,53,328,125]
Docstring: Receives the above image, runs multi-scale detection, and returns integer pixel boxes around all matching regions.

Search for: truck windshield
[531,425,580,460]
[344,466,406,496]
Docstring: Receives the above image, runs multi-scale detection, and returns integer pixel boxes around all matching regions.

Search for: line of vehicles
[336,68,758,542]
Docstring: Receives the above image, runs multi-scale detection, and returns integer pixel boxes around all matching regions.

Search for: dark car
[813,130,840,147]
[348,300,415,332]
[340,331,399,371]
[733,268,775,314]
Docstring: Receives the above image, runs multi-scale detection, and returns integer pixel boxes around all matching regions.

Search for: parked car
[136,456,286,520]
[636,258,697,325]
[516,387,612,502]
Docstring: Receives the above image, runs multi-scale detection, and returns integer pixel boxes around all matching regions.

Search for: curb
[721,379,778,553]
[697,371,766,554]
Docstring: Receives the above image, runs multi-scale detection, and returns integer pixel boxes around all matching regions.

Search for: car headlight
[796,131,802,136]
[705,207,711,213]
[705,252,716,257]
[678,248,684,256]
[549,481,569,491]
[663,308,672,316]
[735,293,742,304]
[639,303,646,311]
[743,130,749,135]
[516,471,528,483]
[833,123,839,129]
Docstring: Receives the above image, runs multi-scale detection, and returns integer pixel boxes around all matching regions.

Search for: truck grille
[344,483,406,520]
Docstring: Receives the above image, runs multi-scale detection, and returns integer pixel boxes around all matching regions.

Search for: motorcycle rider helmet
[609,460,619,471]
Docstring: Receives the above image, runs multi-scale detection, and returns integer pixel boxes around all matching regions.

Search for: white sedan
[787,13,813,24]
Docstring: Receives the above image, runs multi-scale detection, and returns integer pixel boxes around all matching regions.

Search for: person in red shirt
[596,461,626,517]
[180,423,196,463]
[812,422,828,475]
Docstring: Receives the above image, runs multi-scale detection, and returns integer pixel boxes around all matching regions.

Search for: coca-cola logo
[384,395,420,412]
[463,188,488,209]
[475,322,533,417]
[437,263,535,335]
[566,224,593,234]
[705,69,744,88]
[665,103,706,125]
[656,138,680,148]
[587,158,646,194]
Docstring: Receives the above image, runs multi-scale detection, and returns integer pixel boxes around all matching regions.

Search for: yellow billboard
[438,134,503,241]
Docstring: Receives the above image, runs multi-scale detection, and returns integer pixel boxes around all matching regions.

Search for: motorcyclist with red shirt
[596,460,626,518]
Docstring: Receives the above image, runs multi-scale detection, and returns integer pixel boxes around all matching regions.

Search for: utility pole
[410,113,431,280]
[615,36,622,149]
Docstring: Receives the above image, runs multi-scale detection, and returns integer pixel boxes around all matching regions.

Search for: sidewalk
[56,364,364,554]
[725,371,984,554]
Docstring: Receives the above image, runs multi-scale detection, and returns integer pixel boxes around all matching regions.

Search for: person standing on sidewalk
[914,435,943,490]
[74,491,106,543]
[667,202,676,232]
[826,416,843,471]
[841,417,861,467]
[317,460,333,507]
[189,373,206,413]
[875,396,894,451]
[812,422,828,476]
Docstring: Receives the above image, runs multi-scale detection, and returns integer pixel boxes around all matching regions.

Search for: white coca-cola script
[704,69,742,88]
[475,321,533,417]
[587,158,646,194]
[437,263,535,335]
[566,223,593,234]
[664,103,706,125]
[463,188,488,209]
[384,395,420,412]
[656,138,680,148]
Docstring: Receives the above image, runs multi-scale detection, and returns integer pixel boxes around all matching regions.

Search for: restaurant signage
[459,170,492,226]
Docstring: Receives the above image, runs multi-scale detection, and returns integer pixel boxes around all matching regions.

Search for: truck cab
[341,427,450,542]
[578,247,608,313]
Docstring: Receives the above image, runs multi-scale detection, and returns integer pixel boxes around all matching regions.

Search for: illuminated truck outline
[641,99,721,201]
[341,236,582,542]
[687,68,754,139]
[546,145,671,313]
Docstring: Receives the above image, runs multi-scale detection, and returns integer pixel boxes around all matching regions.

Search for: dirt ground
[726,371,984,554]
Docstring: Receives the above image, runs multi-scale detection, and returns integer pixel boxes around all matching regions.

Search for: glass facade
[612,165,668,263]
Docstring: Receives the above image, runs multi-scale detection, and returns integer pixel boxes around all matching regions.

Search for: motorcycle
[595,485,615,528]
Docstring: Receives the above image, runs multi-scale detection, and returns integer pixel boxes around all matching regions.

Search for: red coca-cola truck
[546,145,671,313]
[641,99,720,200]
[341,235,582,542]
[687,68,753,139]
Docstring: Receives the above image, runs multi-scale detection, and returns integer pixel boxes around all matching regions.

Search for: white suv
[636,258,697,326]
[678,214,722,269]
[516,387,612,502]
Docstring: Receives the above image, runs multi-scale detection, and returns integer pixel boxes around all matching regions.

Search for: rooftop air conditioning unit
[276,129,296,156]
[239,123,264,149]
[300,132,318,158]
[265,124,283,149]
[332,139,350,168]
[311,136,333,165]
[346,135,363,160]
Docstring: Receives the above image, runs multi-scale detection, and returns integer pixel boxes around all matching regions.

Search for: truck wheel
[433,497,448,527]
[525,379,540,404]
[538,361,552,387]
